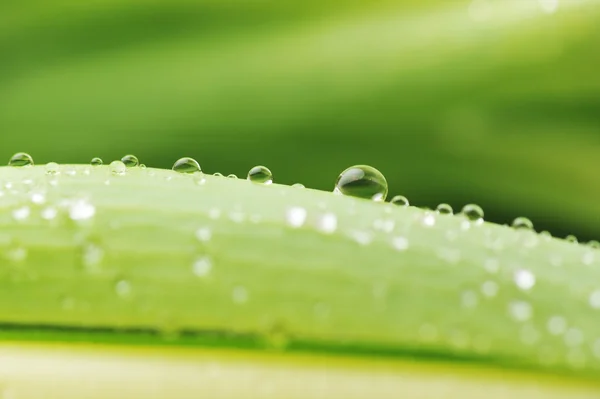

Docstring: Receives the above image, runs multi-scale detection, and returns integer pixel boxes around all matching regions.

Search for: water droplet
[247,165,273,184]
[232,286,248,304]
[566,235,578,244]
[195,227,212,242]
[286,207,307,228]
[64,167,76,176]
[316,212,337,234]
[69,199,95,221]
[8,152,34,167]
[565,328,584,347]
[30,191,46,205]
[461,204,484,223]
[334,165,388,202]
[213,172,224,177]
[481,281,498,297]
[45,162,60,175]
[512,217,534,230]
[173,157,201,174]
[12,206,30,221]
[547,315,567,335]
[436,203,453,215]
[422,212,436,227]
[587,240,600,249]
[461,290,478,308]
[121,155,139,168]
[509,300,532,322]
[391,236,409,251]
[514,269,536,291]
[227,174,238,179]
[115,280,132,298]
[110,161,127,176]
[192,256,212,277]
[91,157,103,166]
[41,206,58,221]
[292,183,305,188]
[139,164,146,169]
[390,195,409,206]
[589,290,600,309]
[193,173,206,185]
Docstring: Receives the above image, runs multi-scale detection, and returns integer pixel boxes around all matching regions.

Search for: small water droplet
[436,203,453,215]
[540,231,552,240]
[247,165,273,184]
[8,152,34,167]
[115,280,132,298]
[291,183,305,188]
[193,173,206,185]
[391,236,409,251]
[45,162,60,175]
[461,290,478,308]
[91,157,103,166]
[589,290,600,309]
[30,191,46,205]
[12,206,31,221]
[316,212,337,234]
[286,207,307,228]
[232,286,248,304]
[192,256,212,277]
[69,199,96,221]
[481,281,498,297]
[547,316,567,335]
[512,217,534,230]
[139,164,146,169]
[349,230,372,246]
[110,161,127,176]
[173,157,201,174]
[213,172,224,177]
[422,212,436,227]
[509,300,532,322]
[227,174,238,179]
[565,328,584,347]
[461,204,484,223]
[195,227,212,242]
[334,165,388,201]
[566,235,578,243]
[587,240,600,249]
[514,269,536,291]
[41,206,58,220]
[121,155,139,168]
[390,195,409,207]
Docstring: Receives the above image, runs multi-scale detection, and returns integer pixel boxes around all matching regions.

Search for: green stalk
[0,164,599,397]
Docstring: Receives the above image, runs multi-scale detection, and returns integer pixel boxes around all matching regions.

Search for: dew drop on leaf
[8,152,34,167]
[291,183,305,188]
[390,195,409,207]
[247,165,273,184]
[566,235,578,244]
[45,162,60,175]
[121,155,139,168]
[227,174,238,179]
[172,157,201,174]
[110,161,127,176]
[334,165,388,202]
[436,203,453,215]
[91,157,103,166]
[461,204,484,223]
[512,217,534,231]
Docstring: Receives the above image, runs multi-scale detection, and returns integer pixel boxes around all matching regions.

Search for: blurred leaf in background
[1,0,599,239]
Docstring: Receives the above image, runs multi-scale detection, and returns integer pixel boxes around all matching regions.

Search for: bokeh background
[1,0,599,240]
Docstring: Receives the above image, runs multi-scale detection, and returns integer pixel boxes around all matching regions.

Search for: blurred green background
[1,0,599,240]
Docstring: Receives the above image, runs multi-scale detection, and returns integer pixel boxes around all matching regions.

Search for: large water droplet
[390,195,409,207]
[121,155,139,168]
[461,204,484,223]
[436,203,453,215]
[247,165,273,184]
[334,165,388,202]
[110,161,127,176]
[173,157,201,174]
[8,152,34,167]
[512,217,534,230]
[91,157,103,167]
